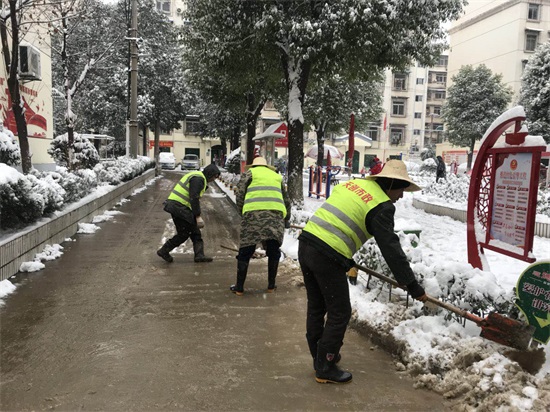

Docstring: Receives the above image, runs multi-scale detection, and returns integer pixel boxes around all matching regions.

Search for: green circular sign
[515,261,550,344]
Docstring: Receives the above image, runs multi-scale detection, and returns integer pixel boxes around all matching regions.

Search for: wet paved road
[0,172,450,411]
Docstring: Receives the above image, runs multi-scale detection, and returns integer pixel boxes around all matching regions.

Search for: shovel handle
[353,263,484,325]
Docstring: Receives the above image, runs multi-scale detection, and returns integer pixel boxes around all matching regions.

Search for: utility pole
[128,0,139,157]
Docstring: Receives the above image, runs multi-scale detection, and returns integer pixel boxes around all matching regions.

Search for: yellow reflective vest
[242,167,287,218]
[167,171,207,209]
[303,179,388,258]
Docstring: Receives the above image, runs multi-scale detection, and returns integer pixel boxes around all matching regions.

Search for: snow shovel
[354,263,535,351]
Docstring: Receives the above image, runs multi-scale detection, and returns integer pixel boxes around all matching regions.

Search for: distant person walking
[298,160,427,384]
[230,157,291,295]
[157,163,221,263]
[369,156,383,175]
[436,156,446,183]
[360,166,366,178]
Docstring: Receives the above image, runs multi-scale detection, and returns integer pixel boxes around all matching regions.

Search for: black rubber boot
[315,344,352,384]
[267,258,279,292]
[307,335,341,370]
[230,260,248,296]
[193,240,213,262]
[157,242,175,263]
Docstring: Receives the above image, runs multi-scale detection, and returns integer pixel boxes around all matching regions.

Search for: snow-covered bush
[420,146,435,161]
[48,133,100,170]
[0,156,153,232]
[53,167,98,204]
[420,157,437,174]
[420,173,470,204]
[538,187,550,218]
[0,165,44,230]
[27,170,65,214]
[226,152,241,174]
[0,126,21,166]
[354,234,515,318]
[94,156,154,185]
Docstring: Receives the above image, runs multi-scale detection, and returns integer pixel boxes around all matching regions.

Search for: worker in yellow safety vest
[298,160,427,384]
[230,156,291,295]
[157,163,220,263]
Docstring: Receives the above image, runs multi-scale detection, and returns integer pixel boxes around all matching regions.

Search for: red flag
[383,114,387,131]
[348,113,354,169]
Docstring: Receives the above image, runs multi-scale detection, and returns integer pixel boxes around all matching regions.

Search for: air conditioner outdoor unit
[19,45,41,81]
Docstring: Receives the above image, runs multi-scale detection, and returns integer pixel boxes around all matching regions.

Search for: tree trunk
[1,1,32,174]
[142,123,148,156]
[231,126,240,151]
[154,120,161,176]
[467,137,475,172]
[62,13,74,170]
[283,57,311,208]
[245,92,265,165]
[314,120,326,167]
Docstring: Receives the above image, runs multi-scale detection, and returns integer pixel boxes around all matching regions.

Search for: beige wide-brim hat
[364,160,422,192]
[245,156,276,171]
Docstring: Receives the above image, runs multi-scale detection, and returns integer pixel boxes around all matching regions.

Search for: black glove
[284,220,290,229]
[406,280,427,301]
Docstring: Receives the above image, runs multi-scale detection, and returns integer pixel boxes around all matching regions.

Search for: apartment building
[448,0,550,102]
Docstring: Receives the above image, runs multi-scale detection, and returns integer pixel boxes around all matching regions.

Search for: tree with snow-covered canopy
[183,0,284,166]
[442,64,512,171]
[136,2,189,175]
[301,72,384,167]
[183,0,466,206]
[518,41,550,143]
[50,0,122,170]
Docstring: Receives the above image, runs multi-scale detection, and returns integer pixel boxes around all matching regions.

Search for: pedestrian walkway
[0,172,450,411]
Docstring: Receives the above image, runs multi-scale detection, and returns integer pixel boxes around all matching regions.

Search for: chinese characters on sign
[490,153,533,248]
[516,262,550,344]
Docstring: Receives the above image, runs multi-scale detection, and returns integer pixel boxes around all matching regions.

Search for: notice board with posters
[482,147,542,262]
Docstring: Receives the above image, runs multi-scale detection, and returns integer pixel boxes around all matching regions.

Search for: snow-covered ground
[1,167,549,411]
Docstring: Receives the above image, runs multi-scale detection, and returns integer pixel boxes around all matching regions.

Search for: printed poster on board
[490,153,533,248]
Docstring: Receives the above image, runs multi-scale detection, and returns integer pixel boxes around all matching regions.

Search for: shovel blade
[479,312,535,350]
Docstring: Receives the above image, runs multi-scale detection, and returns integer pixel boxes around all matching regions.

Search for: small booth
[250,122,288,168]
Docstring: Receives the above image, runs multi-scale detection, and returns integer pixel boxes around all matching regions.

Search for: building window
[413,129,421,135]
[414,112,422,119]
[156,0,171,14]
[415,95,423,102]
[365,126,379,142]
[416,78,424,85]
[525,31,539,51]
[434,91,446,100]
[435,74,447,83]
[392,99,406,116]
[437,55,448,67]
[528,3,540,21]
[185,120,201,134]
[393,73,407,91]
[390,127,405,145]
[433,106,442,115]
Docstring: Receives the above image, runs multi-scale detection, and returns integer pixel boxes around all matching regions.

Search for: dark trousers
[237,239,281,263]
[298,240,351,352]
[166,215,202,248]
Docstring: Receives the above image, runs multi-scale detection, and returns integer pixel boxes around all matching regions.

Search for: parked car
[181,154,200,170]
[159,152,177,170]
